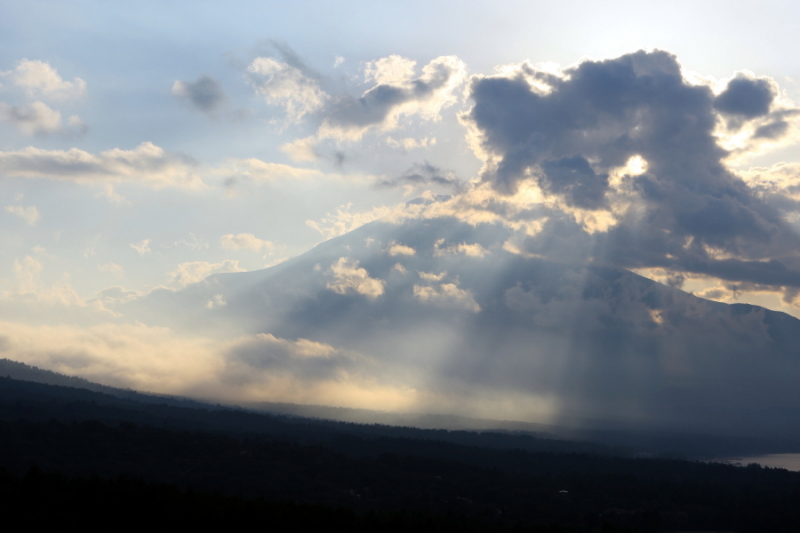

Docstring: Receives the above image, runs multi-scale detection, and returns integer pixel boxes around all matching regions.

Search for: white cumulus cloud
[10,59,87,100]
[413,281,480,313]
[434,239,488,257]
[220,233,274,252]
[248,57,327,122]
[0,101,62,135]
[5,204,40,225]
[168,259,245,288]
[306,203,393,240]
[386,241,415,256]
[130,239,151,255]
[326,257,385,298]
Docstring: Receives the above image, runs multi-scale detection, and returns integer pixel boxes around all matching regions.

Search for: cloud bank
[455,50,800,292]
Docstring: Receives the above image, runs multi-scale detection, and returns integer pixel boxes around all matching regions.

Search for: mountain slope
[125,216,800,438]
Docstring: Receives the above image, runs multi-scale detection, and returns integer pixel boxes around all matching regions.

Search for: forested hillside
[2,373,800,531]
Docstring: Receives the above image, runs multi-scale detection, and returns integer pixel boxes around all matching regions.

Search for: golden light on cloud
[625,155,648,176]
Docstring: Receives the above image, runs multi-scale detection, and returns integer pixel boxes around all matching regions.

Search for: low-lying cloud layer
[0,143,203,188]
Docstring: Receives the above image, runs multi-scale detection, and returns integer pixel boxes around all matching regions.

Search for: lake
[710,453,800,471]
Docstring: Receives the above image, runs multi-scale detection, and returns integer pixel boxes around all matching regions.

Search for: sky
[1,1,800,424]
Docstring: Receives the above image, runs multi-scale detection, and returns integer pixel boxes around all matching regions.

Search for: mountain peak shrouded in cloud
[116,216,800,437]
[3,32,800,441]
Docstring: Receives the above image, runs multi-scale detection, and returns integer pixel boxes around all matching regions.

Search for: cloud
[2,256,83,307]
[94,183,128,204]
[413,280,480,313]
[277,55,467,160]
[5,204,40,225]
[225,333,358,382]
[326,257,385,298]
[0,320,221,393]
[306,203,394,240]
[172,75,226,112]
[10,59,87,100]
[206,294,227,310]
[247,56,327,122]
[714,74,775,119]
[168,259,245,288]
[385,136,436,150]
[364,55,417,86]
[0,100,62,135]
[0,320,411,410]
[433,238,488,257]
[386,241,415,256]
[319,55,467,141]
[220,233,274,252]
[279,136,318,162]
[221,158,322,182]
[98,262,124,277]
[65,114,88,137]
[417,271,446,281]
[539,156,609,210]
[12,256,43,294]
[130,239,151,255]
[391,263,408,274]
[88,286,143,314]
[740,162,800,216]
[0,142,204,188]
[458,50,800,289]
[378,161,461,191]
[170,233,209,251]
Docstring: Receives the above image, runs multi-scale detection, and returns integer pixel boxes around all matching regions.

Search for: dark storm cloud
[540,156,609,209]
[463,50,800,287]
[714,76,774,118]
[754,120,789,139]
[172,75,225,112]
[465,50,715,196]
[378,161,463,191]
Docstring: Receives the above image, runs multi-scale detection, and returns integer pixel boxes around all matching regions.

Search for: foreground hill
[2,374,800,531]
[126,216,800,440]
[3,358,796,458]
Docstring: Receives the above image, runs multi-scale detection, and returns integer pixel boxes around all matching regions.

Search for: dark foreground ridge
[2,357,795,458]
[2,369,800,531]
[0,466,574,532]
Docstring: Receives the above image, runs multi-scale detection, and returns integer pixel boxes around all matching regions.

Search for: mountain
[124,215,800,441]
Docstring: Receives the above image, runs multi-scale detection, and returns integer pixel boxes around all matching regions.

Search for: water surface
[711,453,800,471]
